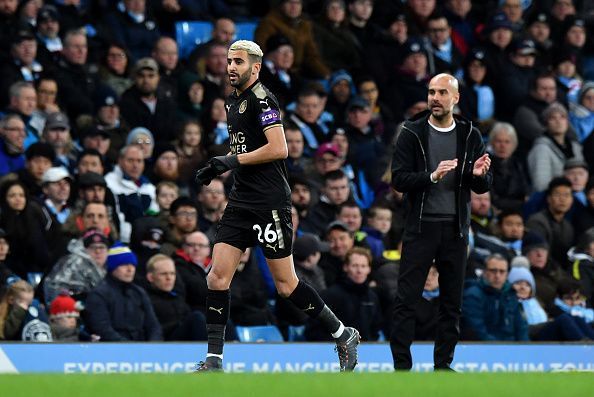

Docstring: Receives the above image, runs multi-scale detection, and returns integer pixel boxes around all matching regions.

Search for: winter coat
[312,18,361,73]
[462,279,529,341]
[105,165,158,243]
[145,286,191,340]
[489,154,530,211]
[254,9,330,79]
[391,110,492,241]
[172,249,209,312]
[119,86,178,143]
[43,238,106,304]
[85,274,162,341]
[526,209,575,269]
[103,9,160,61]
[0,138,25,175]
[527,134,584,192]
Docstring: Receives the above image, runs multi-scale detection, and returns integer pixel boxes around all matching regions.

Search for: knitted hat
[522,232,549,255]
[106,244,137,272]
[578,81,594,105]
[293,233,329,261]
[508,266,536,293]
[152,142,177,161]
[49,293,81,318]
[126,127,154,146]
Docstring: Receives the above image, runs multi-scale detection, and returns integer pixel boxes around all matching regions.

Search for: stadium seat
[236,325,284,342]
[175,21,213,59]
[287,325,306,342]
[235,21,258,41]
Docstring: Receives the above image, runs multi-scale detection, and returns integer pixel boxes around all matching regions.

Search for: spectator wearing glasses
[172,231,211,312]
[160,197,198,256]
[0,114,27,174]
[462,253,529,341]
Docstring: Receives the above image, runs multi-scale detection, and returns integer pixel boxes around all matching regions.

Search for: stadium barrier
[1,343,593,373]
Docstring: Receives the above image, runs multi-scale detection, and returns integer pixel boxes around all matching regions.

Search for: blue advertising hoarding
[1,343,593,373]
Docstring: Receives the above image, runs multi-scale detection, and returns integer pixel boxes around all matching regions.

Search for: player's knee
[276,280,296,298]
[206,269,228,290]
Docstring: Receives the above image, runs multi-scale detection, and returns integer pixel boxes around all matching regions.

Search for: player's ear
[252,61,261,75]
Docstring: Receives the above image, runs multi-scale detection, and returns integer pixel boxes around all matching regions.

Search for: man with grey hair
[194,40,359,372]
[488,122,530,212]
[390,73,492,370]
[105,145,158,243]
[5,81,42,148]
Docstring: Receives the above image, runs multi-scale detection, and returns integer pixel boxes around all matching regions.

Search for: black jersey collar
[233,79,260,99]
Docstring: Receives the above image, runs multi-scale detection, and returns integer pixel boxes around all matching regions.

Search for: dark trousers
[532,313,594,341]
[390,221,467,370]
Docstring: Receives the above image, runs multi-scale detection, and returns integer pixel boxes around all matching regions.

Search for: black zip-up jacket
[391,110,492,240]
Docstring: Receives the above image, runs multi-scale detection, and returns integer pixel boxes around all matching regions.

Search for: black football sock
[288,281,342,335]
[205,289,230,356]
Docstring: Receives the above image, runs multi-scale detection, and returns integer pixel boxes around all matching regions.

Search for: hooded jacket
[43,238,106,304]
[391,110,491,240]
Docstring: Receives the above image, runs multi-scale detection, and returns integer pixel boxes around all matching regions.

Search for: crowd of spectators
[1,0,594,342]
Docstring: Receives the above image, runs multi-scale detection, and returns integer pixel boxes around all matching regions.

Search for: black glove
[208,155,240,175]
[194,164,218,186]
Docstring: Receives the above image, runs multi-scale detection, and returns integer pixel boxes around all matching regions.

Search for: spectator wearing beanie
[259,34,302,108]
[85,245,162,341]
[147,143,185,193]
[49,293,82,341]
[569,81,594,144]
[507,265,593,340]
[522,231,572,313]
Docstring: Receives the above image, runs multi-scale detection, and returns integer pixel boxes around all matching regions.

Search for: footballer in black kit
[220,80,293,258]
[194,40,360,373]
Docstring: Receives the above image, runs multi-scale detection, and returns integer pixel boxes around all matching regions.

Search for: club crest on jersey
[259,109,280,126]
[239,100,248,114]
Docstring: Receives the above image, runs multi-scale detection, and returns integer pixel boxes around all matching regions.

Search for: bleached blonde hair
[229,40,263,63]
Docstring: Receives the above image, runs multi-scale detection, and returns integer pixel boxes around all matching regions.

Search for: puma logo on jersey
[259,99,271,111]
[225,105,231,112]
[208,306,223,314]
[266,243,277,252]
[303,304,315,312]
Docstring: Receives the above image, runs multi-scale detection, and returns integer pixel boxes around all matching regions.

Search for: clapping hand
[472,154,491,177]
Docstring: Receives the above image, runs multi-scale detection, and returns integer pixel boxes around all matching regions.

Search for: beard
[155,166,179,181]
[229,69,251,88]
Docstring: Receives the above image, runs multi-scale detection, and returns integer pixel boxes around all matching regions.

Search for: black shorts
[214,205,293,259]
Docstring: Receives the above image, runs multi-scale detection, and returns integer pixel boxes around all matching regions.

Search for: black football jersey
[225,80,291,209]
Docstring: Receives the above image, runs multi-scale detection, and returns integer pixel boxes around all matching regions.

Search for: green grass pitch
[1,373,593,397]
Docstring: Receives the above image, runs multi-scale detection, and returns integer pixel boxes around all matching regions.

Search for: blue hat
[508,266,536,294]
[106,245,137,272]
[329,69,353,88]
[485,12,513,34]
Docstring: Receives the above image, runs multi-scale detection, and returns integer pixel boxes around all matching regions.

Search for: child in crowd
[49,292,99,341]
[175,120,208,184]
[509,265,594,341]
[0,280,52,341]
[361,205,392,259]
